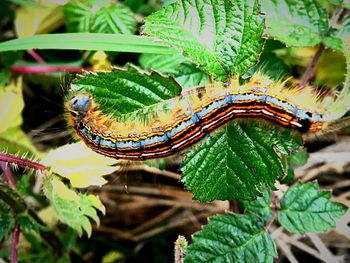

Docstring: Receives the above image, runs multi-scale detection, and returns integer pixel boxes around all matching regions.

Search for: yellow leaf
[316,50,346,87]
[89,50,112,71]
[42,141,119,188]
[0,77,24,133]
[51,177,80,201]
[37,206,58,228]
[0,77,39,155]
[88,194,106,215]
[15,1,65,37]
[102,251,124,263]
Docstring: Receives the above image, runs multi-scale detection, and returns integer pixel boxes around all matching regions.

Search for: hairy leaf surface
[261,0,329,46]
[64,0,136,34]
[43,177,105,237]
[241,188,273,222]
[70,65,182,116]
[143,0,265,80]
[324,16,350,52]
[185,213,277,263]
[278,182,348,234]
[139,53,209,88]
[181,122,302,201]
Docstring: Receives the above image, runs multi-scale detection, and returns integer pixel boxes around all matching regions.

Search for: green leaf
[17,214,44,234]
[243,40,290,80]
[0,70,10,86]
[174,63,209,89]
[345,0,350,8]
[281,149,308,184]
[139,52,187,73]
[278,182,348,235]
[181,122,302,201]
[241,188,273,222]
[70,64,182,116]
[0,184,27,214]
[261,0,329,46]
[64,0,136,34]
[43,177,105,237]
[184,213,277,263]
[5,0,37,6]
[327,0,342,5]
[325,38,350,121]
[142,0,265,80]
[288,149,308,166]
[0,215,15,242]
[0,212,15,242]
[0,33,175,54]
[323,16,350,52]
[125,0,147,12]
[139,53,209,88]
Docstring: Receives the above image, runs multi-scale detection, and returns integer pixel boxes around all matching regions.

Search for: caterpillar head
[68,94,92,117]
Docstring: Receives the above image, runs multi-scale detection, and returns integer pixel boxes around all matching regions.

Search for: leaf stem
[329,5,344,28]
[0,162,16,189]
[27,50,46,64]
[11,65,92,74]
[265,191,278,231]
[229,200,240,213]
[299,44,325,88]
[11,225,20,263]
[0,152,47,171]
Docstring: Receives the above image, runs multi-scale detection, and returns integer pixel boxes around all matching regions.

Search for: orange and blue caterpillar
[65,73,346,160]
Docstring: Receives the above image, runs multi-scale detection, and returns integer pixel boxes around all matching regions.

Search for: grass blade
[0,33,175,54]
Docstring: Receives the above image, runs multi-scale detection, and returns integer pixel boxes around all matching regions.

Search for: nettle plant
[0,0,349,262]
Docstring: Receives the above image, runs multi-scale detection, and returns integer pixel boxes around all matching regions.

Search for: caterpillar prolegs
[66,75,333,160]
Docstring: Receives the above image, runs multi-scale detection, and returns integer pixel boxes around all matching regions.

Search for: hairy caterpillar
[65,73,344,160]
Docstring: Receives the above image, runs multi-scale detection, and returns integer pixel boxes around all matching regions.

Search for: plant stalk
[299,4,345,88]
[27,50,46,64]
[0,162,16,189]
[0,153,46,171]
[299,44,325,88]
[11,225,20,263]
[11,65,92,74]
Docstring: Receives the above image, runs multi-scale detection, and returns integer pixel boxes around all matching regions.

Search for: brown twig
[228,200,240,213]
[299,44,325,88]
[329,5,345,28]
[299,4,345,88]
[265,191,279,232]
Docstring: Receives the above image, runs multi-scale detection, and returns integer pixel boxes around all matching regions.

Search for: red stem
[0,153,46,171]
[11,225,20,263]
[0,161,16,189]
[11,65,92,74]
[1,159,22,263]
[27,50,46,64]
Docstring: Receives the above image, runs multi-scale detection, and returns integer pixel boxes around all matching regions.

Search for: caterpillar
[65,73,341,160]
